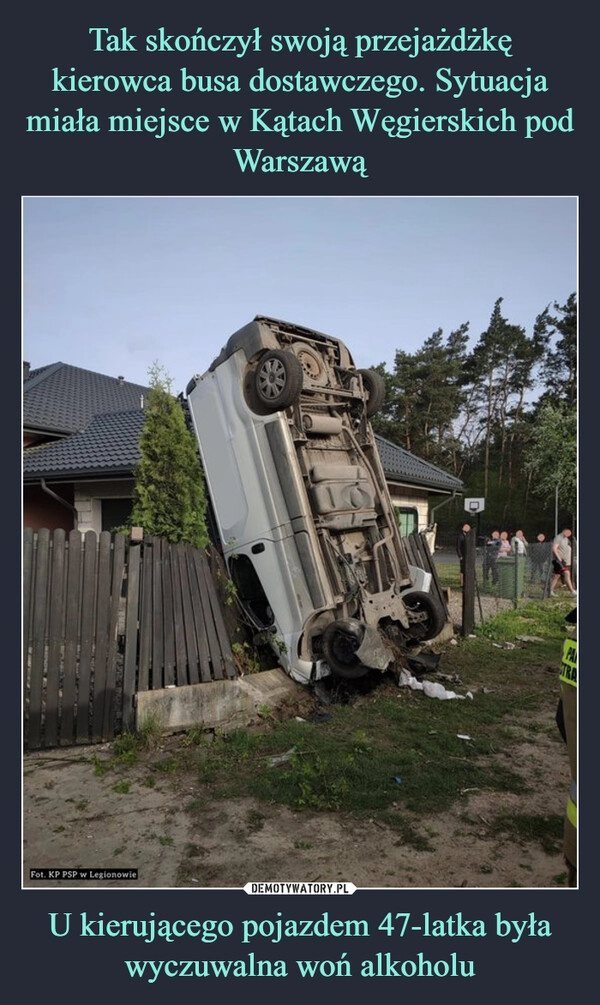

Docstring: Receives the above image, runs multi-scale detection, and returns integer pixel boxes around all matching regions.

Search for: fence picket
[28,528,50,749]
[122,541,141,731]
[162,542,176,688]
[171,543,189,687]
[45,530,66,747]
[137,534,153,692]
[22,528,34,710]
[102,533,126,740]
[151,537,165,690]
[91,532,112,742]
[61,531,81,745]
[178,544,201,684]
[76,531,98,743]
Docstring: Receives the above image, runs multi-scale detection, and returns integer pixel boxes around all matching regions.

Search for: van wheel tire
[253,350,304,412]
[402,590,445,642]
[358,369,386,416]
[322,619,369,679]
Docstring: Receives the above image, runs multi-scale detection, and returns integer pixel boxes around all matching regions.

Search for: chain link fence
[432,536,577,606]
[478,540,577,602]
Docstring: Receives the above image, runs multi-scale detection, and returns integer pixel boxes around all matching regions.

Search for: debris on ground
[436,672,463,685]
[268,748,297,767]
[397,668,470,700]
[406,651,442,676]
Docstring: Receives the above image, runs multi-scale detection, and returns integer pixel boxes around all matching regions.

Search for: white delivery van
[186,316,446,684]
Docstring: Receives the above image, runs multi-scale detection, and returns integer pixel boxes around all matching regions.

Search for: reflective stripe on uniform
[566,780,577,828]
[560,638,577,687]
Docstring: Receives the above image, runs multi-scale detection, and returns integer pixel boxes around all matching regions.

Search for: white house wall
[387,484,431,532]
[74,480,135,535]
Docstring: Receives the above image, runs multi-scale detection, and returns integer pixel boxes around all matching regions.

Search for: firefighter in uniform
[556,607,577,886]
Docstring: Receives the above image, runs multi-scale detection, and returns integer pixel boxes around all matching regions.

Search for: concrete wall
[135,668,307,735]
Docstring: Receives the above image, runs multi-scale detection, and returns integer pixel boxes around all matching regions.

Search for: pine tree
[536,293,577,405]
[130,363,209,548]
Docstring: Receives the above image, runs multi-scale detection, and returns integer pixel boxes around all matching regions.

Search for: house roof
[23,362,464,496]
[23,409,145,481]
[23,362,148,436]
[375,434,464,494]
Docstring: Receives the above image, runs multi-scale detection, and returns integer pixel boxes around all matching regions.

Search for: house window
[395,506,418,537]
[101,498,133,532]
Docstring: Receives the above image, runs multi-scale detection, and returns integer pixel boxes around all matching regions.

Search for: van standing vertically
[186,316,445,684]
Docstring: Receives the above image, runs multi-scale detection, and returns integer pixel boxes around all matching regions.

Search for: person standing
[456,523,471,583]
[530,532,548,583]
[498,530,512,557]
[511,529,528,557]
[483,530,501,585]
[550,528,577,596]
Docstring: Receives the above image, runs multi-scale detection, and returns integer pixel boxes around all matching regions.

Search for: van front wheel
[253,350,304,412]
[322,619,369,679]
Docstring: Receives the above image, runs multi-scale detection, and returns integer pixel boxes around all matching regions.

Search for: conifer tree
[130,363,209,547]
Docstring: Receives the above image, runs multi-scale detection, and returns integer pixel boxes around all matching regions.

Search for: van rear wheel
[358,368,386,416]
[322,619,369,679]
[253,350,304,412]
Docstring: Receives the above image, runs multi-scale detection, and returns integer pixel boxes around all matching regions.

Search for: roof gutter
[429,491,462,526]
[40,478,79,530]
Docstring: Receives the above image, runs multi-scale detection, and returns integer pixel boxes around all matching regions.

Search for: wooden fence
[23,530,236,751]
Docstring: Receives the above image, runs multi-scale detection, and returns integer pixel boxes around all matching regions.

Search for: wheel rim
[257,358,287,400]
[294,346,325,383]
[401,590,443,641]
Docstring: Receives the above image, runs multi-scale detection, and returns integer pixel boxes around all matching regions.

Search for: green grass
[435,560,463,591]
[188,600,569,845]
[98,599,572,854]
[188,698,529,817]
[486,813,564,855]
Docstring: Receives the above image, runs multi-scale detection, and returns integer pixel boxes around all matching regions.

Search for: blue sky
[23,195,577,396]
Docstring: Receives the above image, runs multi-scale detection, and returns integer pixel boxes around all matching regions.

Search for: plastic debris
[268,747,297,767]
[423,680,457,699]
[492,641,516,649]
[398,668,423,690]
[393,776,403,785]
[398,668,468,700]
[457,734,472,741]
[515,635,545,643]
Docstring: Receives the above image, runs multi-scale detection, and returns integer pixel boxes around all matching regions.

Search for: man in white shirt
[550,529,576,596]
